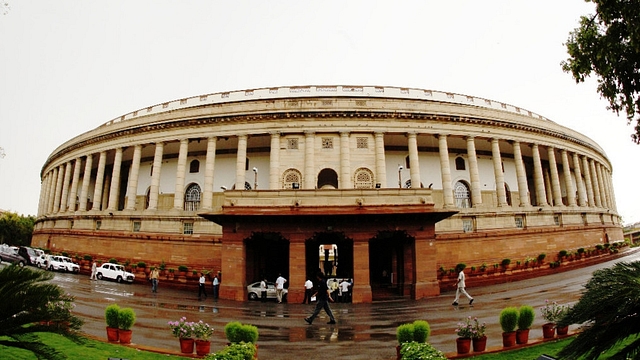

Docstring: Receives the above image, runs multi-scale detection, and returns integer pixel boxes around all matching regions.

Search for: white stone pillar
[606,169,618,211]
[466,137,483,207]
[512,141,530,207]
[235,135,248,190]
[581,156,595,207]
[202,137,217,210]
[572,153,587,207]
[374,132,387,188]
[53,165,65,213]
[148,143,164,210]
[560,150,577,206]
[107,147,123,211]
[438,135,454,207]
[174,139,189,209]
[91,151,107,211]
[68,158,82,212]
[126,145,142,211]
[340,132,352,189]
[544,169,554,205]
[304,131,315,189]
[47,168,58,214]
[491,138,508,207]
[531,144,547,207]
[79,154,93,212]
[547,147,563,206]
[408,133,421,189]
[596,163,608,208]
[59,162,72,213]
[39,173,51,216]
[269,132,280,190]
[589,159,602,207]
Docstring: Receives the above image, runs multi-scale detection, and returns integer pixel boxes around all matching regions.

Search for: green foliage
[558,260,640,359]
[559,250,568,258]
[118,307,136,331]
[499,307,519,333]
[104,304,120,328]
[538,253,546,261]
[412,320,430,343]
[224,322,258,344]
[206,342,256,360]
[396,323,415,344]
[108,258,118,264]
[455,263,466,271]
[137,261,146,268]
[562,1,640,143]
[517,305,535,330]
[178,265,188,272]
[159,260,166,270]
[400,341,447,360]
[0,211,36,247]
[83,254,92,261]
[501,258,511,267]
[0,265,84,360]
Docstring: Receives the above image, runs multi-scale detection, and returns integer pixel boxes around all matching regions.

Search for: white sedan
[246,281,288,301]
[47,255,80,273]
[96,263,135,283]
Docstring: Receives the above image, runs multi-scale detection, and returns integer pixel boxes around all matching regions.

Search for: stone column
[269,132,280,190]
[59,162,73,213]
[561,150,577,206]
[340,132,352,189]
[288,240,306,304]
[68,158,82,212]
[351,238,372,303]
[235,135,248,190]
[174,139,189,209]
[37,175,47,216]
[544,170,553,205]
[547,146,563,206]
[408,133,421,189]
[512,141,530,207]
[466,137,483,207]
[531,144,547,207]
[596,164,608,208]
[202,137,217,210]
[148,143,164,210]
[304,131,315,189]
[126,145,142,211]
[572,153,587,207]
[438,135,454,207]
[606,169,618,211]
[79,154,93,212]
[374,132,387,188]
[91,151,107,211]
[589,159,602,207]
[106,148,123,211]
[581,156,595,207]
[491,138,508,207]
[39,173,51,216]
[413,233,440,298]
[52,164,66,213]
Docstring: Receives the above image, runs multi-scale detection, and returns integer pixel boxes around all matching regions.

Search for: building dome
[34,85,622,302]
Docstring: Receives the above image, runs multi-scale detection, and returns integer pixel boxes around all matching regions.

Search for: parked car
[247,281,288,301]
[35,253,49,268]
[47,255,80,273]
[0,244,27,267]
[18,246,39,266]
[96,263,135,283]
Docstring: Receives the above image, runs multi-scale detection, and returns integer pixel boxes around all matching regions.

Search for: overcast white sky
[1,1,639,225]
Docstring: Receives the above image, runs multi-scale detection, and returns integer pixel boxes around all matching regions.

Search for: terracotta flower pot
[179,338,194,354]
[106,326,119,342]
[472,336,487,352]
[502,331,516,347]
[516,328,530,344]
[456,337,471,354]
[542,323,556,339]
[118,329,132,344]
[557,325,569,336]
[195,340,211,356]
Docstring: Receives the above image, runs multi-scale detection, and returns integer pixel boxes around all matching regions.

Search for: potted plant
[193,320,214,356]
[412,320,430,343]
[470,317,487,352]
[396,323,414,359]
[499,307,518,347]
[117,307,136,344]
[169,317,195,353]
[455,316,473,354]
[540,300,567,338]
[224,321,259,358]
[104,304,120,342]
[394,320,430,359]
[399,343,447,360]
[516,305,535,344]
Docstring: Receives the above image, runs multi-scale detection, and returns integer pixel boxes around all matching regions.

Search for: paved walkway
[49,249,640,359]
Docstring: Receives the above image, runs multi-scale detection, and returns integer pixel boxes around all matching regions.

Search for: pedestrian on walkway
[453,265,473,306]
[150,267,159,293]
[90,261,97,280]
[305,272,336,325]
[275,273,287,303]
[260,277,267,302]
[302,278,314,304]
[339,279,350,303]
[198,272,208,300]
[212,273,220,299]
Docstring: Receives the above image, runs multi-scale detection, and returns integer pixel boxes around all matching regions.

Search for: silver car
[246,281,288,301]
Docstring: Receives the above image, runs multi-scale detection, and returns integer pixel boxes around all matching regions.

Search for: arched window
[455,157,466,171]
[354,168,374,189]
[454,181,472,208]
[189,160,200,173]
[282,169,302,189]
[318,168,338,189]
[184,183,201,211]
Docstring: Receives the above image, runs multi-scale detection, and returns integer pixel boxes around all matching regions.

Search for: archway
[305,231,353,280]
[317,168,338,189]
[369,230,415,300]
[245,232,289,285]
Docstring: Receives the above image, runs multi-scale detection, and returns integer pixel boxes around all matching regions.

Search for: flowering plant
[540,300,568,323]
[169,317,196,339]
[193,320,214,340]
[470,317,486,339]
[455,316,474,339]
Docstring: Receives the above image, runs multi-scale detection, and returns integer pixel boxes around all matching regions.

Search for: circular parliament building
[33,85,623,303]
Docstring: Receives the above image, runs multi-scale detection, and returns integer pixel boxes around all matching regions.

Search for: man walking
[275,273,287,303]
[304,272,336,325]
[302,278,314,304]
[150,267,159,293]
[198,272,208,300]
[453,265,474,306]
[212,274,220,299]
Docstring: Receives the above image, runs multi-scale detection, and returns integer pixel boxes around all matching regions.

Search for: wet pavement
[43,250,640,360]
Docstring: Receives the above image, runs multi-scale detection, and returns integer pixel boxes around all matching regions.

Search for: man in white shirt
[302,278,314,304]
[275,273,287,303]
[260,278,267,302]
[453,266,474,306]
[339,279,350,303]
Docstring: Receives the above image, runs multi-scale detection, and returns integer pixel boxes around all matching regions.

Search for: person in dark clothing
[304,272,336,325]
[198,272,207,300]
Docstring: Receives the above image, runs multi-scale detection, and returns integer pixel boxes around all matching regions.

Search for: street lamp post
[252,167,258,190]
[398,165,403,188]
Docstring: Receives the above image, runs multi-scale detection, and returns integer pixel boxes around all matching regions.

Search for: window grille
[183,222,194,235]
[454,181,472,208]
[322,137,333,149]
[356,137,368,149]
[282,169,302,189]
[184,184,201,211]
[288,138,299,150]
[354,168,374,189]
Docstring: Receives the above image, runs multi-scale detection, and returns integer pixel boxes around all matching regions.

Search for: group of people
[198,272,220,300]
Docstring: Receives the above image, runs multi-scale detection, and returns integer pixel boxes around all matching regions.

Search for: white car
[96,263,135,283]
[47,255,80,273]
[246,281,288,301]
[35,254,49,268]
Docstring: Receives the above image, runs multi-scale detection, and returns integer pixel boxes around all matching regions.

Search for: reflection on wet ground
[46,250,640,360]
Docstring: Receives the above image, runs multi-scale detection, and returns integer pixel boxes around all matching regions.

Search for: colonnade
[37,131,617,218]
